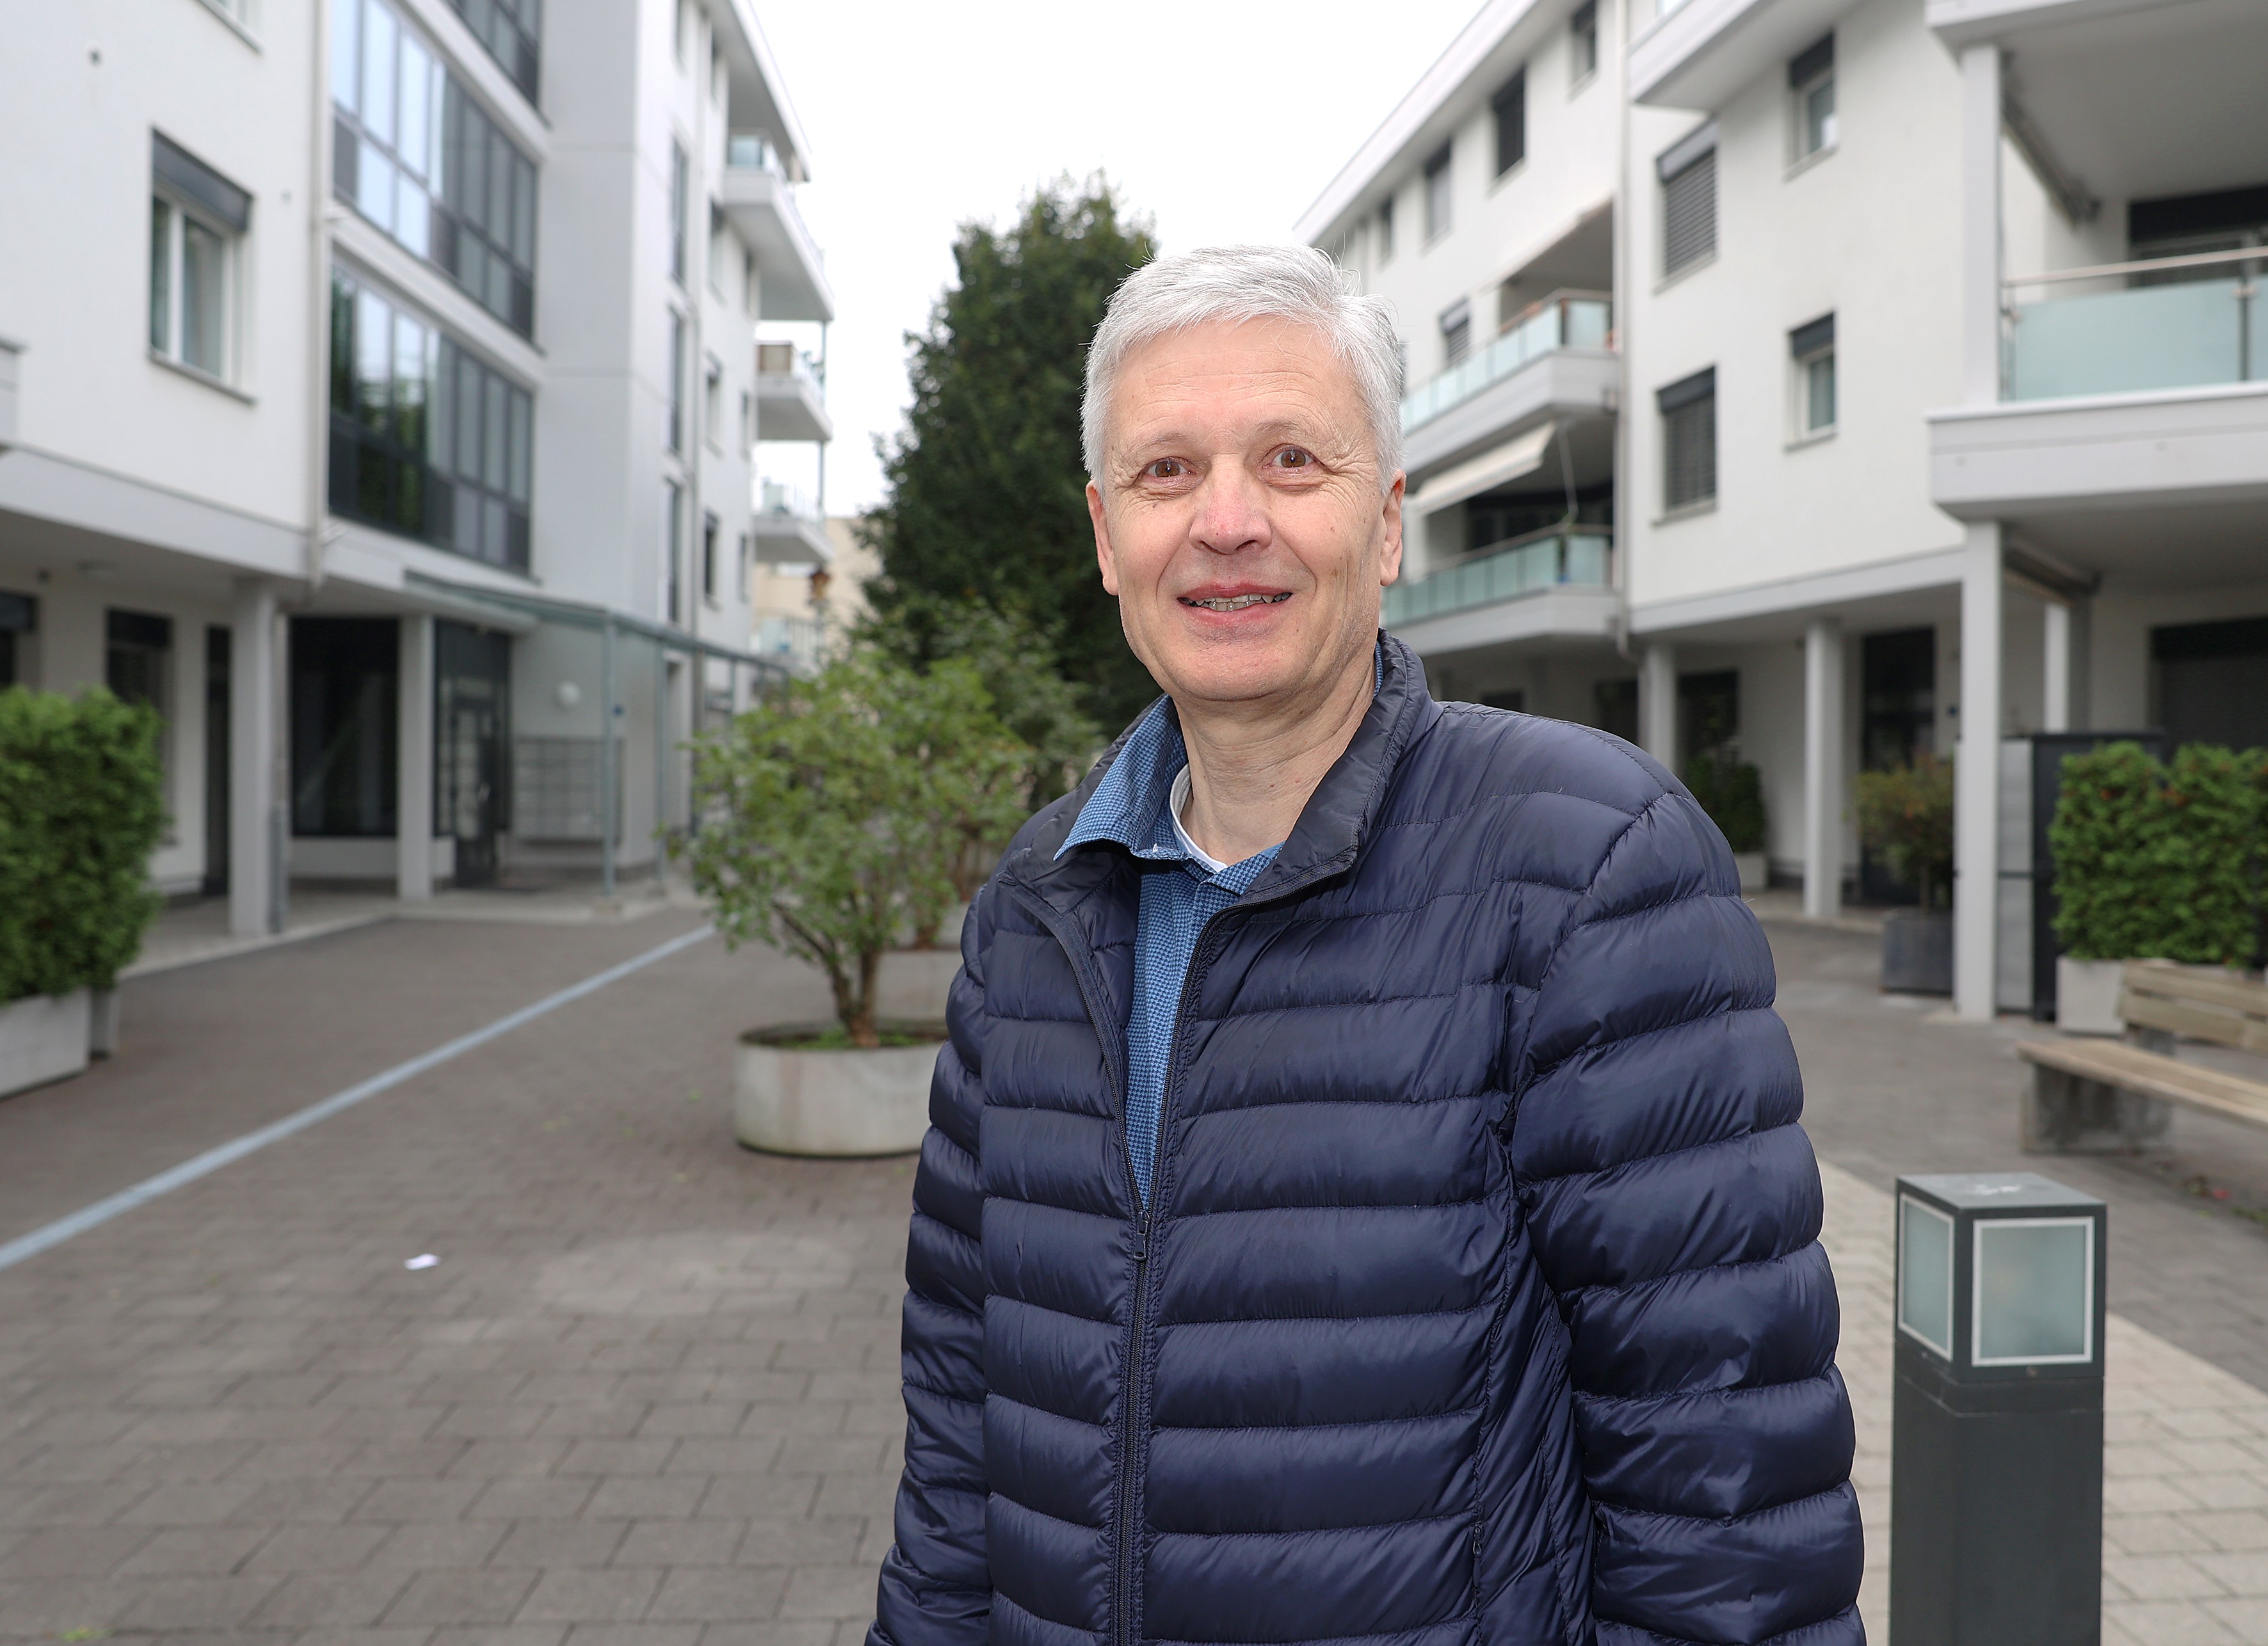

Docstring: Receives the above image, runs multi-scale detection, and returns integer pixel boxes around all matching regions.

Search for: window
[1790,35,1836,163]
[737,532,752,602]
[667,310,686,453]
[290,618,399,836]
[332,0,539,335]
[707,202,727,293]
[739,390,753,451]
[1791,313,1836,436]
[1424,144,1452,241]
[674,0,691,66]
[664,481,684,624]
[106,610,173,721]
[1659,124,1718,276]
[669,141,688,287]
[744,250,759,317]
[328,269,533,570]
[1571,2,1599,86]
[1492,72,1526,178]
[150,134,248,382]
[1659,368,1717,511]
[442,0,540,104]
[0,594,35,689]
[1378,196,1396,263]
[702,513,720,604]
[1440,298,1472,368]
[704,356,723,449]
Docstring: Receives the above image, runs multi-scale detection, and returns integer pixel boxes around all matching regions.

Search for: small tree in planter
[679,651,1031,1048]
[1854,753,1955,994]
[0,689,165,1092]
[1684,748,1767,889]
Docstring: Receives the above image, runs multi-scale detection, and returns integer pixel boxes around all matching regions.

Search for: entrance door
[436,623,511,888]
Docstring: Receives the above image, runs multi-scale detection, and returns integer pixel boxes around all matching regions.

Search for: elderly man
[869,245,1861,1646]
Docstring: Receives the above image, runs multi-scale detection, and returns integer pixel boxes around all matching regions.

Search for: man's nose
[1189,463,1272,554]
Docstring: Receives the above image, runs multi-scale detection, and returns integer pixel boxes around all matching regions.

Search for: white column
[1803,619,1845,922]
[396,614,435,901]
[1639,643,1678,770]
[1959,44,2004,405]
[2043,598,2072,735]
[229,580,278,936]
[1955,522,2005,1020]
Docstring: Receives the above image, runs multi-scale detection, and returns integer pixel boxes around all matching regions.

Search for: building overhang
[1405,351,1618,484]
[1629,547,1966,642]
[755,368,832,442]
[1929,383,2268,520]
[751,511,832,566]
[723,170,835,324]
[1630,0,1861,111]
[716,0,816,182]
[1391,585,1621,657]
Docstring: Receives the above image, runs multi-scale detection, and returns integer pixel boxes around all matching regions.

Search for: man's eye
[1143,459,1186,479]
[1273,447,1315,469]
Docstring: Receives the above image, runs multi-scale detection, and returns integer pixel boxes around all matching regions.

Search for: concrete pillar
[1956,522,2005,1020]
[1959,44,2004,406]
[396,614,435,901]
[1639,643,1678,771]
[2043,598,2072,735]
[229,580,279,936]
[1803,619,1846,921]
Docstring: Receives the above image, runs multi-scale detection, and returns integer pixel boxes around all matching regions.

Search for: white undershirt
[1167,766,1229,875]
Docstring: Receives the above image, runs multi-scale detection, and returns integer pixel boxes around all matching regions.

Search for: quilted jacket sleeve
[1513,783,1863,1646]
[869,886,993,1646]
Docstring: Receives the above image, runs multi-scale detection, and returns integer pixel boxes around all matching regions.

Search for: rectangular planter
[0,988,92,1098]
[1733,851,1768,895]
[2056,957,2127,1036]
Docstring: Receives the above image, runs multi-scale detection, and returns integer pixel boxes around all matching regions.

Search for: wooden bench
[2018,961,2268,1152]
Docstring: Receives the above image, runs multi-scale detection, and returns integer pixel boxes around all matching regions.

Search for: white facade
[0,0,832,924]
[1306,0,2268,1018]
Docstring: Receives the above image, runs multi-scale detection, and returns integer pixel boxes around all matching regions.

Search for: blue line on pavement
[0,922,716,1275]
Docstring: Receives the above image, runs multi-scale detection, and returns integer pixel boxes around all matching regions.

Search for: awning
[1407,422,1556,517]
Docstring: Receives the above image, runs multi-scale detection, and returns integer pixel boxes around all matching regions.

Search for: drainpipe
[306,0,334,595]
[600,616,616,900]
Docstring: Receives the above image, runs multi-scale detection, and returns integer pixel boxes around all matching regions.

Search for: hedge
[1684,750,1767,854]
[0,688,167,1003]
[2050,740,2268,966]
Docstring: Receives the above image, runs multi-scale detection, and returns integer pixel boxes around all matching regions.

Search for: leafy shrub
[676,651,1033,1046]
[1683,750,1767,854]
[0,688,166,1003]
[1853,752,1955,910]
[2050,741,2267,965]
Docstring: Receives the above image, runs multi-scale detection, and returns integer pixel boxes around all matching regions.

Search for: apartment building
[1303,0,2268,1019]
[0,0,832,928]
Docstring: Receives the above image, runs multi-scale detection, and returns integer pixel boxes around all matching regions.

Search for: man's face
[1088,317,1403,712]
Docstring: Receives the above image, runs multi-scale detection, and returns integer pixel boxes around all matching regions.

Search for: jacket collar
[1007,633,1440,911]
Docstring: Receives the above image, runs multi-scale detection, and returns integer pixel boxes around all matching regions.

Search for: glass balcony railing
[758,614,823,672]
[759,479,822,525]
[2006,250,2262,401]
[726,132,787,179]
[1382,529,1613,628]
[1401,291,1612,434]
[756,341,824,389]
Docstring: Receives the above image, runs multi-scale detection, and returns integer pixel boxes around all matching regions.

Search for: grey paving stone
[647,1565,787,1622]
[244,1569,414,1627]
[513,1567,664,1624]
[615,1519,746,1567]
[116,1524,273,1577]
[489,1521,631,1569]
[385,1569,542,1627]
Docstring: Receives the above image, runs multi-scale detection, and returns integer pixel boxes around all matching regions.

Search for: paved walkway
[4,911,2268,1641]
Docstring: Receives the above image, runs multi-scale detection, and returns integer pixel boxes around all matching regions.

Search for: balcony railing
[1383,528,1613,628]
[2006,248,2262,401]
[759,479,822,524]
[1401,291,1613,434]
[758,614,823,673]
[756,341,824,388]
[726,132,787,179]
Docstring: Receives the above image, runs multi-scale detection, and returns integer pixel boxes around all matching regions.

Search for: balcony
[755,342,832,443]
[1400,294,1618,481]
[751,479,832,564]
[757,613,823,675]
[1383,529,1620,655]
[722,136,835,324]
[1631,0,1859,109]
[2006,253,2260,402]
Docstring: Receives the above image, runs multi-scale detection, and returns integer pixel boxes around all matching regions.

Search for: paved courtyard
[3,906,2268,1642]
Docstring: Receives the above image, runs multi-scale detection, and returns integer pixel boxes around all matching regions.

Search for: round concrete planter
[735,1024,943,1157]
[876,948,958,1023]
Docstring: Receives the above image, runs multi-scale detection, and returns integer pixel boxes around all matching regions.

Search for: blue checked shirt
[1056,700,1280,1205]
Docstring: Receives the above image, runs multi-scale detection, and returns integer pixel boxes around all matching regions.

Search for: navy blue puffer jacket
[872,636,1862,1646]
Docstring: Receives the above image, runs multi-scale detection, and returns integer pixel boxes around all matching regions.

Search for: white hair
[1082,244,1404,491]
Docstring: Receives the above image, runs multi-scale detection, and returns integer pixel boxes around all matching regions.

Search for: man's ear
[1378,471,1406,588]
[1088,480,1121,598]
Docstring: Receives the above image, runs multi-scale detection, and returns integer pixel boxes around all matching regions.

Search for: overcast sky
[755,0,1484,516]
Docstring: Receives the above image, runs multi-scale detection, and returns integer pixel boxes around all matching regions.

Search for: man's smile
[1178,592,1293,612]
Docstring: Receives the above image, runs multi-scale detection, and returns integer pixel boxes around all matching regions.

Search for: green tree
[1853,753,1955,910]
[676,653,1031,1046]
[862,176,1159,733]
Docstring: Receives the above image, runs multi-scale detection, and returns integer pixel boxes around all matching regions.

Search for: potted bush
[678,651,1031,1155]
[2050,742,2266,1034]
[1684,747,1769,893]
[0,688,165,1096]
[1854,752,1955,995]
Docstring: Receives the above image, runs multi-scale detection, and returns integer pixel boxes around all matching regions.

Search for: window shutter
[153,132,252,232]
[1662,149,1717,275]
[1790,313,1836,358]
[1659,369,1717,510]
[1789,33,1835,88]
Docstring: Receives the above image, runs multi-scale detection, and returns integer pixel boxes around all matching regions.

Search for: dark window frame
[1570,1,1599,85]
[1492,72,1527,178]
[442,0,541,106]
[1423,143,1454,241]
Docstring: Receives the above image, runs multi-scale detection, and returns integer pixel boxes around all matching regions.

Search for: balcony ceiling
[755,372,832,443]
[1983,0,2268,203]
[722,172,836,324]
[1630,0,1863,111]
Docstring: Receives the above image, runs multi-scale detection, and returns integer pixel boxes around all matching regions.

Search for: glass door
[436,622,511,888]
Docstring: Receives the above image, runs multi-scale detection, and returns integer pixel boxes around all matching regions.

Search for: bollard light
[1890,1172,2105,1646]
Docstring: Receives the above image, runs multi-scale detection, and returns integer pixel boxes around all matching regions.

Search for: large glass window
[328,269,532,570]
[446,0,540,104]
[291,617,399,837]
[332,0,538,336]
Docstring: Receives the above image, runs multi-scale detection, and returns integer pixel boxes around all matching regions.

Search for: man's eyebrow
[1116,415,1349,452]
